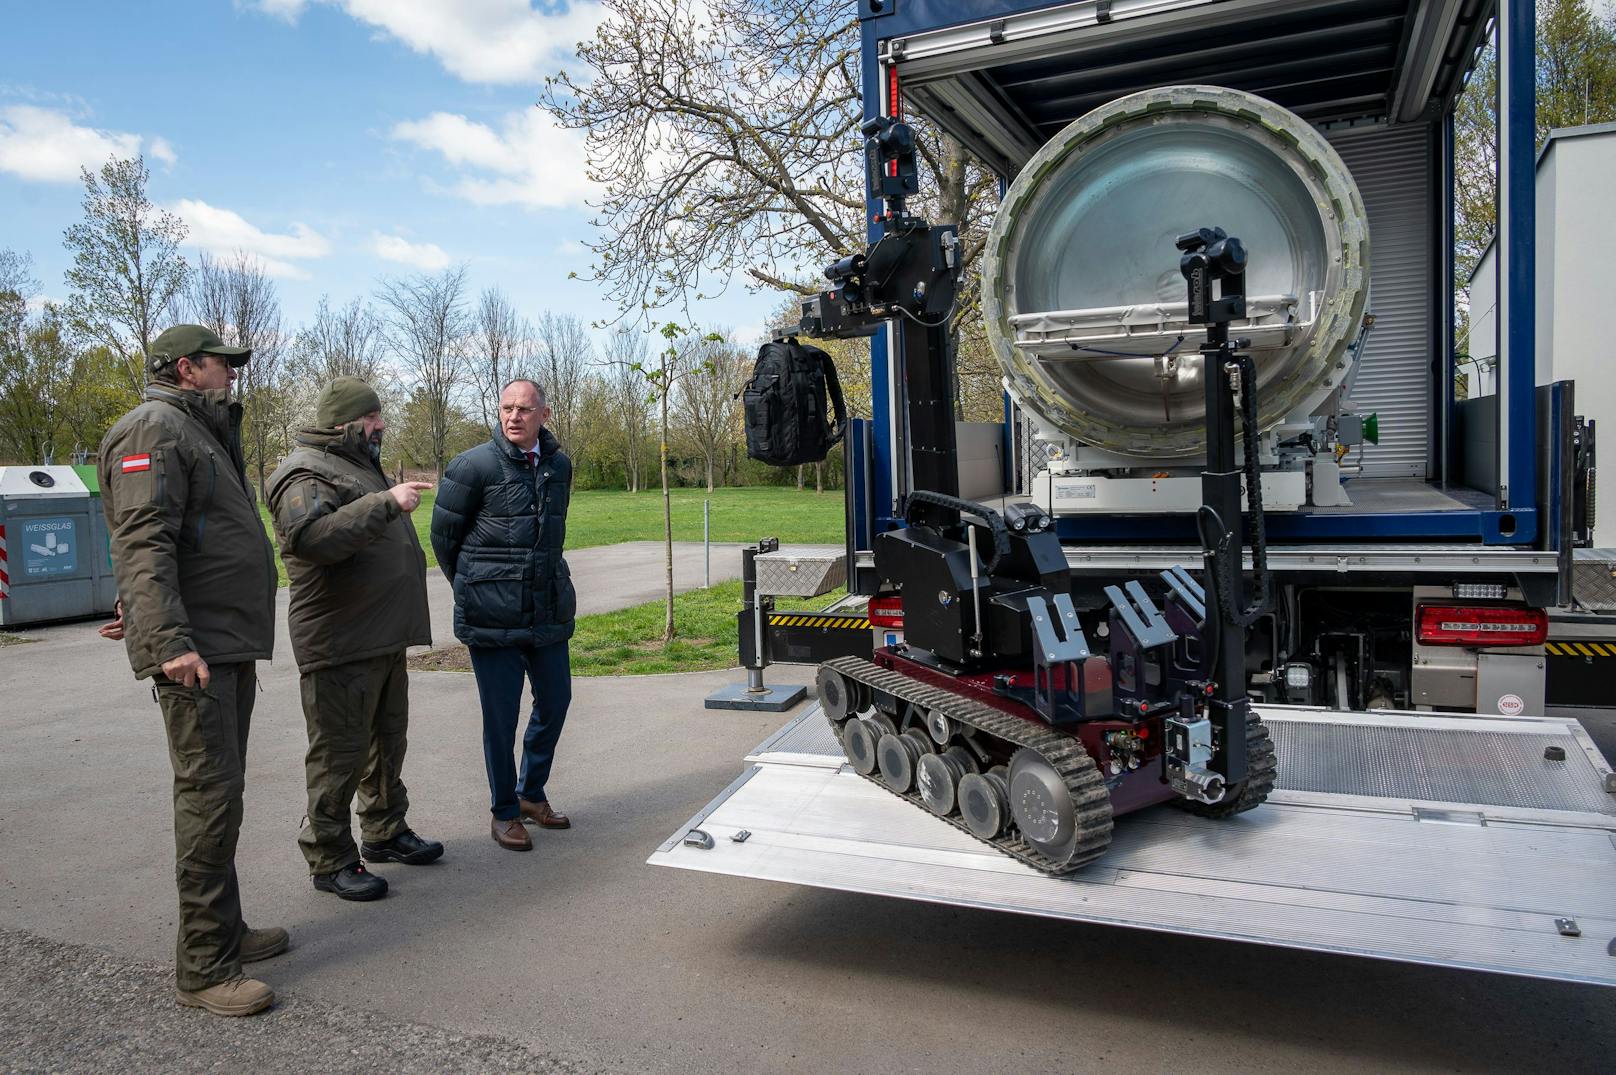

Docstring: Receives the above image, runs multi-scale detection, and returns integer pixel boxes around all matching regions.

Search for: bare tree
[471,287,526,433]
[62,156,191,397]
[0,249,36,352]
[530,311,593,459]
[375,266,471,480]
[292,294,389,383]
[603,324,652,492]
[673,332,745,492]
[190,252,289,496]
[542,0,997,317]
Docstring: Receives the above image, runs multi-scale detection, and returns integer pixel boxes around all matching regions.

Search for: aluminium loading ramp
[650,704,1616,986]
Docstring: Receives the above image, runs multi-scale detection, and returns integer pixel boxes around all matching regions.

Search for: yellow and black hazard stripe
[1545,641,1616,657]
[768,613,874,630]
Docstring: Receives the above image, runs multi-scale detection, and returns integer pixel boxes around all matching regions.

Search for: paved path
[1,541,1613,1073]
[417,541,757,654]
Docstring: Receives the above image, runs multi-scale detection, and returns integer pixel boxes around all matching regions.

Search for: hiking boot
[312,862,388,901]
[362,829,444,865]
[176,975,274,1017]
[240,926,290,964]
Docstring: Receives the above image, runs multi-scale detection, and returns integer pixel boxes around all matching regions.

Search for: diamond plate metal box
[1572,549,1616,610]
[755,550,846,597]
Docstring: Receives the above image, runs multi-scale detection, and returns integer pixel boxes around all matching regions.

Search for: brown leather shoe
[176,975,275,1017]
[519,798,570,829]
[491,817,533,851]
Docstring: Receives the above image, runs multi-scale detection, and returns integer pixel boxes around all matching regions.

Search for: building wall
[1543,132,1615,547]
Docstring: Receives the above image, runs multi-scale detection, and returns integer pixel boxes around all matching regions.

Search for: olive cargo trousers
[297,651,411,874]
[155,662,256,992]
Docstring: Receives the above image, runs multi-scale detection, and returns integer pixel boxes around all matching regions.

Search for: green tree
[62,156,191,397]
[0,305,75,464]
[59,345,133,458]
[1454,0,1616,324]
[639,324,718,642]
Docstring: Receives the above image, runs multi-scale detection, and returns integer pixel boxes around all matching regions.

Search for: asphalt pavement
[2,539,1614,1073]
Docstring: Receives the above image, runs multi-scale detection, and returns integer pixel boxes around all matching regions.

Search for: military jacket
[266,424,432,673]
[98,384,277,678]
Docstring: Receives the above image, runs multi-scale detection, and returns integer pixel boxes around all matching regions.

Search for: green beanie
[316,377,382,428]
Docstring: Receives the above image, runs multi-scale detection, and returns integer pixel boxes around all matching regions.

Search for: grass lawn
[407,579,850,677]
[261,485,844,586]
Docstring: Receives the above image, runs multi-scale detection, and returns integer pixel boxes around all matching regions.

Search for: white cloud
[391,108,592,211]
[0,105,172,183]
[245,0,600,83]
[557,239,585,256]
[372,232,451,271]
[245,0,309,20]
[147,137,177,167]
[171,199,332,279]
[342,0,600,84]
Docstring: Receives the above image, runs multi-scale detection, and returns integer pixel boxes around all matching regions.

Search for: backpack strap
[818,349,848,448]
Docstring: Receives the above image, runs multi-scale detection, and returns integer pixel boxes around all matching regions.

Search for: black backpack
[742,337,848,466]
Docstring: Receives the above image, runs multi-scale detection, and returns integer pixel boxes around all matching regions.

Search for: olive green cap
[147,324,252,375]
[315,376,382,428]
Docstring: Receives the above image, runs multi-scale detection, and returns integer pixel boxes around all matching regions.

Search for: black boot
[312,862,388,901]
[362,829,445,866]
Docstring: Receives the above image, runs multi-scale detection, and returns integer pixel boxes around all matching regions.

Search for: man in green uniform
[267,377,442,901]
[98,325,282,1017]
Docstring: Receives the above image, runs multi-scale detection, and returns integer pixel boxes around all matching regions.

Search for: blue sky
[0,0,778,346]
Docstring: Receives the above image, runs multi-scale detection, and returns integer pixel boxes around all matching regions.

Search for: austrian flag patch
[120,454,152,474]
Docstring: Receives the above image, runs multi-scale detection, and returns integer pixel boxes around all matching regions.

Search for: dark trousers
[297,651,412,875]
[468,641,571,821]
[155,662,255,992]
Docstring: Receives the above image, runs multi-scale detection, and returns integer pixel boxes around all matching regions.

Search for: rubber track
[1173,708,1277,818]
[822,656,1114,874]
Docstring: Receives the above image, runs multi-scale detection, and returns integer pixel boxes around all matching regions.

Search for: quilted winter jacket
[429,428,576,648]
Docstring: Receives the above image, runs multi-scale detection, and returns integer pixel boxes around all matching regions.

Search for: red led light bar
[1416,604,1548,647]
[869,595,904,629]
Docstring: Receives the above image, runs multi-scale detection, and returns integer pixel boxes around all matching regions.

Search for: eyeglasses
[501,404,538,418]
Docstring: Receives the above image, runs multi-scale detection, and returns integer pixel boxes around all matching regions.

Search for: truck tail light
[869,595,904,629]
[1416,604,1548,647]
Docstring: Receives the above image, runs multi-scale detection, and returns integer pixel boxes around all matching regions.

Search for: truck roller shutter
[1328,122,1438,480]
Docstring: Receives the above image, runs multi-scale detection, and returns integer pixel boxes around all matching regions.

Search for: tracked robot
[799,107,1279,873]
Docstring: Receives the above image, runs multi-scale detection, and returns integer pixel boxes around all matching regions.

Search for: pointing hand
[389,481,434,513]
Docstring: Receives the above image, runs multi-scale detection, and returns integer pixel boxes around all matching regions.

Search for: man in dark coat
[98,324,281,1017]
[430,379,576,852]
[267,377,443,901]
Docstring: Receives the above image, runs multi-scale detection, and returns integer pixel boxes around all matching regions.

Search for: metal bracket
[1555,917,1581,937]
[1161,565,1206,622]
[1029,592,1091,724]
[988,19,1007,44]
[1105,580,1177,649]
[730,829,752,843]
[684,829,715,851]
[1096,0,1114,24]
